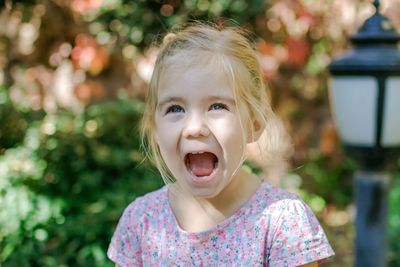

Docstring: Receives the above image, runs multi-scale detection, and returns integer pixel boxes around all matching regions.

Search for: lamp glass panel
[330,77,377,146]
[382,77,400,146]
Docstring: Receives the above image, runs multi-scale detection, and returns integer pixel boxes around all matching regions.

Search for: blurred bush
[0,85,163,266]
[388,174,400,266]
[1,0,400,266]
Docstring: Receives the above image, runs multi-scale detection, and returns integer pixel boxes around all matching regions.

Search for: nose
[182,113,210,138]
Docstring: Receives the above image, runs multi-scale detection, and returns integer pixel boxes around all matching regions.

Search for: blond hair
[141,22,292,184]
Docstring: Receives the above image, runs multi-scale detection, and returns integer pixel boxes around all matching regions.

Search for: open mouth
[184,152,218,178]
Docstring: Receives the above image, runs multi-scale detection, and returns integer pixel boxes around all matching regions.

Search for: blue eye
[166,104,184,114]
[209,103,228,111]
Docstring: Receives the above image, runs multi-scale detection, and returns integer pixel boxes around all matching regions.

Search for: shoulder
[260,184,335,266]
[260,182,300,202]
[121,185,169,222]
[107,185,170,266]
[258,182,305,214]
[259,182,319,229]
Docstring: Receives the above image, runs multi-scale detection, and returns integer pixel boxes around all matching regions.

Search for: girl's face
[155,63,249,199]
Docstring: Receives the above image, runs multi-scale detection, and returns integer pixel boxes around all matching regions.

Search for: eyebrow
[207,95,236,105]
[157,95,236,109]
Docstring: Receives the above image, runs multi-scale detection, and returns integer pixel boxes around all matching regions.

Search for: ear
[248,117,265,143]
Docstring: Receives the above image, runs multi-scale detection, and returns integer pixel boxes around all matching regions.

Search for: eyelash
[209,103,229,111]
[165,104,184,114]
[164,102,229,114]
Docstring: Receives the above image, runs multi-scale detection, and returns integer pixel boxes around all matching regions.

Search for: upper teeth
[192,151,205,154]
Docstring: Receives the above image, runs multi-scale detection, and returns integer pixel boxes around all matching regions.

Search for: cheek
[155,120,180,155]
[209,116,246,149]
[155,127,177,173]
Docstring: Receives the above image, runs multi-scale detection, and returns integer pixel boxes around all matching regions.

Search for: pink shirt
[108,182,334,266]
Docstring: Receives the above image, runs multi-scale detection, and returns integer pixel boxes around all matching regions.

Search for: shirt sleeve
[107,201,143,267]
[267,198,335,267]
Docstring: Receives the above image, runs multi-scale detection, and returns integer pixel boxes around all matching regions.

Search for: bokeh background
[1,0,400,266]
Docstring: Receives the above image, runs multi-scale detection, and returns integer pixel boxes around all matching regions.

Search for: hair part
[141,22,292,184]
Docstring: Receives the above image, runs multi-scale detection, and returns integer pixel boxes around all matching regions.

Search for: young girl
[108,22,334,267]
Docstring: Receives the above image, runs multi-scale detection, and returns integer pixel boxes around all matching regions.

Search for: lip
[182,148,217,156]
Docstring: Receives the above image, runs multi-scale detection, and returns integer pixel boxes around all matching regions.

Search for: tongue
[187,152,216,177]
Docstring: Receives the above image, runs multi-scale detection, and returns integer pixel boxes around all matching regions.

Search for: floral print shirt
[108,182,334,266]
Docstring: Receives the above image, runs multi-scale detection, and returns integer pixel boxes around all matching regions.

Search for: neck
[169,168,262,231]
[203,168,261,213]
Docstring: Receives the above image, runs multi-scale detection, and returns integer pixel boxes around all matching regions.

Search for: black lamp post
[328,0,400,266]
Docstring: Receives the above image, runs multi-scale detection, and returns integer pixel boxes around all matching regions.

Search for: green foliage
[2,0,400,265]
[0,86,29,151]
[88,0,267,50]
[388,174,400,267]
[300,152,356,209]
[0,89,163,266]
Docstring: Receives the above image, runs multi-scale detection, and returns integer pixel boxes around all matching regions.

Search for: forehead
[158,61,235,101]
